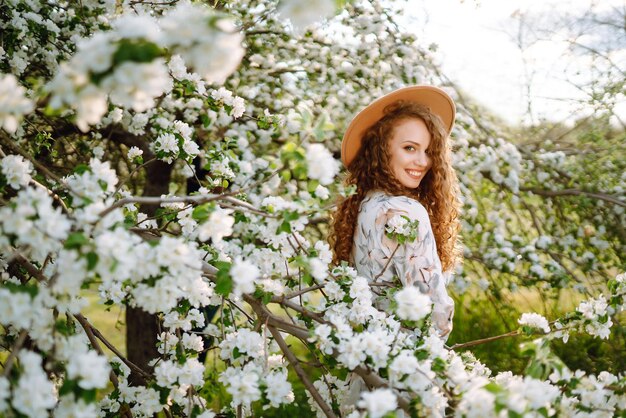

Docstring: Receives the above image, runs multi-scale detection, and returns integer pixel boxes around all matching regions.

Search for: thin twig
[282,283,326,300]
[114,157,157,195]
[449,330,522,350]
[374,243,400,281]
[0,132,68,187]
[2,330,28,377]
[267,325,337,418]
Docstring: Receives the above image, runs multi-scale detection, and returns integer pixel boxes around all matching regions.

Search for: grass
[448,287,626,375]
[81,287,127,357]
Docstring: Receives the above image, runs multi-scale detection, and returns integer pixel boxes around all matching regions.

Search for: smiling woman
[329,85,463,411]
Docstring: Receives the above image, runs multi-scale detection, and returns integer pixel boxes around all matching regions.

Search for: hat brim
[341,85,456,169]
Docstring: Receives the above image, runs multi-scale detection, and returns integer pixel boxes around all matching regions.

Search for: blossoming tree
[0,0,624,417]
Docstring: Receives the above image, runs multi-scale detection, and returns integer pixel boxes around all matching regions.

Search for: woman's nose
[414,152,428,167]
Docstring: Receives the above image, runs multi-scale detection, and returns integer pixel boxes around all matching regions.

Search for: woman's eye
[404,146,415,151]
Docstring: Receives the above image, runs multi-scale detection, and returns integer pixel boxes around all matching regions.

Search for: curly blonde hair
[329,101,462,272]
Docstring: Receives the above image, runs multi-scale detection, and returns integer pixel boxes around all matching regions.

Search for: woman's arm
[376,196,455,339]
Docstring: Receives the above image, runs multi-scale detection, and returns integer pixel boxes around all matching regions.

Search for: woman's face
[387,117,432,189]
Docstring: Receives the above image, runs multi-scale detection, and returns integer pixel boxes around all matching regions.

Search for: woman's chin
[400,178,422,189]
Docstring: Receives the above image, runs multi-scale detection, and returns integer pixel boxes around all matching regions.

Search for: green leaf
[431,357,446,373]
[192,204,212,222]
[257,119,269,129]
[307,179,320,193]
[216,275,233,296]
[280,169,292,182]
[81,389,97,403]
[54,319,73,336]
[293,164,308,180]
[65,232,88,249]
[86,252,98,270]
[214,261,233,296]
[73,164,90,175]
[276,221,292,234]
[283,210,300,222]
[262,292,272,305]
[302,273,313,286]
[175,299,192,315]
[3,282,38,298]
[157,385,170,404]
[59,378,79,396]
[113,40,163,66]
[483,382,502,394]
[200,113,211,128]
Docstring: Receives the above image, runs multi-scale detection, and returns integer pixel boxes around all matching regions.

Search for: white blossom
[230,257,260,295]
[12,351,56,417]
[357,388,397,418]
[518,312,550,333]
[55,395,99,418]
[160,4,244,84]
[0,74,33,133]
[218,363,262,408]
[1,155,32,189]
[279,0,336,34]
[314,184,330,200]
[264,370,294,407]
[395,286,432,321]
[66,350,111,389]
[197,206,235,243]
[305,143,340,185]
[127,146,144,160]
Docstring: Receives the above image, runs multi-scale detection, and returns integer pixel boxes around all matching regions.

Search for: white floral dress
[350,189,455,338]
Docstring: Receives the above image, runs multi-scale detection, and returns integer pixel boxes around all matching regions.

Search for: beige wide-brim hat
[341,85,456,169]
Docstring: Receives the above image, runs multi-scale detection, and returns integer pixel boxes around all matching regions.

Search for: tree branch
[99,193,273,219]
[0,131,68,188]
[74,313,135,418]
[352,365,411,412]
[519,186,626,207]
[74,313,151,380]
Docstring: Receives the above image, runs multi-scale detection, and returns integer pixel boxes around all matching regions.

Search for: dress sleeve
[375,196,455,339]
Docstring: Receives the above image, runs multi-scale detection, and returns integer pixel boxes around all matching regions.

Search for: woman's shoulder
[363,190,428,217]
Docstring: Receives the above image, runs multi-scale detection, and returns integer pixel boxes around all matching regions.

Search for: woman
[330,85,462,338]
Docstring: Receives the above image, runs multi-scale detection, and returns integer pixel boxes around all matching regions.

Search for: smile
[405,169,424,179]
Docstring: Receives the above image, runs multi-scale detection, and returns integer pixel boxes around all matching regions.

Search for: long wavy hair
[329,101,462,272]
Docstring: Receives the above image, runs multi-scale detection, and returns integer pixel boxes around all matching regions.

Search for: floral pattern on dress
[350,190,455,338]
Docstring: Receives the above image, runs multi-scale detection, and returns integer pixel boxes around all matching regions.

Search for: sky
[404,0,625,125]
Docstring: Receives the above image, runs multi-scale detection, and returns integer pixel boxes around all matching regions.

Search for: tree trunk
[126,159,173,385]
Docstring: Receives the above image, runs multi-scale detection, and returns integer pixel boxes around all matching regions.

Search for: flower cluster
[305,143,340,185]
[518,312,551,334]
[46,2,244,131]
[153,120,200,163]
[1,155,32,189]
[385,214,420,244]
